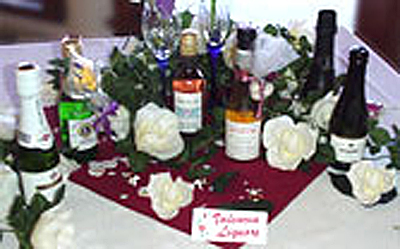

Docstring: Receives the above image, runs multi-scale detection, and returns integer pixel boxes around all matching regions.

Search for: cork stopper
[180,29,198,56]
[61,35,83,58]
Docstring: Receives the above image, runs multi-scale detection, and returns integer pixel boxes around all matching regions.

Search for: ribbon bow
[234,69,265,119]
[93,101,119,136]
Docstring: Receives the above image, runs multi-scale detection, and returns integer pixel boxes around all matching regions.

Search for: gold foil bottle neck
[180,29,198,56]
[61,35,83,58]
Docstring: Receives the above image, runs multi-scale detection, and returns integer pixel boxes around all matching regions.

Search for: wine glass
[198,0,231,108]
[141,0,181,103]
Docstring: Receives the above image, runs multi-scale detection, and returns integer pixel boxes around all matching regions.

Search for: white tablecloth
[1,28,399,249]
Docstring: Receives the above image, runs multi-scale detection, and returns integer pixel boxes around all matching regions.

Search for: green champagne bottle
[58,36,98,163]
[15,62,64,201]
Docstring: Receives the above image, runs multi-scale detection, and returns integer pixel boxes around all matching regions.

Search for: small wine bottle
[329,47,369,171]
[300,9,337,99]
[225,26,261,161]
[58,36,98,163]
[15,62,64,201]
[173,29,207,134]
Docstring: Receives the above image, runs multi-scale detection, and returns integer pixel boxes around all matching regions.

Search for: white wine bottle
[225,26,261,161]
[300,9,337,99]
[329,47,369,171]
[15,62,64,201]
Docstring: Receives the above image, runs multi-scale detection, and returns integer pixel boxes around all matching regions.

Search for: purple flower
[156,0,175,18]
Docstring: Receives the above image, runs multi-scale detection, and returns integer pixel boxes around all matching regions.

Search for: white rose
[249,81,274,101]
[0,163,18,222]
[139,172,193,220]
[31,208,75,249]
[310,91,339,130]
[263,115,318,171]
[348,160,396,205]
[134,103,184,161]
[109,104,131,141]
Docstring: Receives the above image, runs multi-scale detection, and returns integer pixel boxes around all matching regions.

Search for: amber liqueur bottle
[225,26,261,161]
[173,29,207,134]
[300,9,337,99]
[329,47,369,172]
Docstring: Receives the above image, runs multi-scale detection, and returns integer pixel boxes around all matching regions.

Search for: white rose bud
[310,91,339,131]
[109,104,131,141]
[249,81,274,101]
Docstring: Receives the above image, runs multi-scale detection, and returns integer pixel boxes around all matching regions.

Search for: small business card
[191,207,269,245]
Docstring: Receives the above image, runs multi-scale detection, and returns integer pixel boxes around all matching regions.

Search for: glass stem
[156,57,169,105]
[207,43,223,109]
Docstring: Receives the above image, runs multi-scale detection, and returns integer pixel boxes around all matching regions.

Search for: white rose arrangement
[347,160,396,205]
[263,115,318,171]
[139,172,193,220]
[134,102,184,161]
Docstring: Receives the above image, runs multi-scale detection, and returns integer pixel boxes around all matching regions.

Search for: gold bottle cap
[180,29,198,56]
[61,35,83,58]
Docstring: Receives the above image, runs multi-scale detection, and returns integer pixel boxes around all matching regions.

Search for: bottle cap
[317,9,337,34]
[16,62,41,97]
[237,26,257,50]
[61,35,83,58]
[349,46,369,65]
[180,29,198,56]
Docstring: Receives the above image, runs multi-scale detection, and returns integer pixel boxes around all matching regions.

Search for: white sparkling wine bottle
[329,47,369,172]
[15,62,64,201]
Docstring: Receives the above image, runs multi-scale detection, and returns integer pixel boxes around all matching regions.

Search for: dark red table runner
[69,148,326,248]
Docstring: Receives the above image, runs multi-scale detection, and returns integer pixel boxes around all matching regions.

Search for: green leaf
[50,185,66,208]
[369,127,392,146]
[263,24,278,36]
[179,10,193,29]
[187,164,214,180]
[128,151,150,173]
[212,172,238,193]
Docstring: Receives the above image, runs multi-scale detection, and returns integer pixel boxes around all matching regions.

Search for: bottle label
[18,99,53,150]
[225,119,261,161]
[330,134,367,163]
[174,91,202,133]
[21,166,63,202]
[68,116,97,151]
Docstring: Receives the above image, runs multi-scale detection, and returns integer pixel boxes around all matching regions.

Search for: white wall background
[175,0,357,31]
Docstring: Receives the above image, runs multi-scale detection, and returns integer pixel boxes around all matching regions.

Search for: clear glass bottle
[225,26,261,161]
[58,36,98,163]
[172,29,207,134]
[300,9,337,99]
[15,62,64,201]
[329,47,369,171]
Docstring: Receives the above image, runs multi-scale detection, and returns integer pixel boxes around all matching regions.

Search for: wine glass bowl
[198,0,231,47]
[141,0,181,62]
